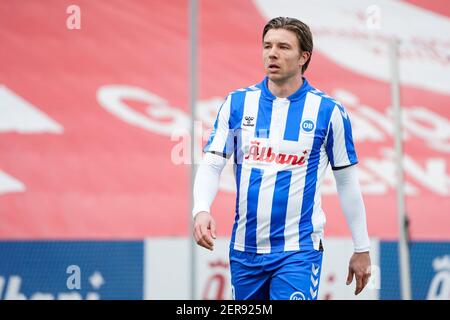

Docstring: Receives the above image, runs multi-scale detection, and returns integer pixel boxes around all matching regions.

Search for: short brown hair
[262,17,313,73]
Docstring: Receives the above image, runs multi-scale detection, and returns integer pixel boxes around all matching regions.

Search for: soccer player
[192,16,371,300]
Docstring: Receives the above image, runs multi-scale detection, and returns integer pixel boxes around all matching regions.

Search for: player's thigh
[229,252,271,300]
[269,250,323,300]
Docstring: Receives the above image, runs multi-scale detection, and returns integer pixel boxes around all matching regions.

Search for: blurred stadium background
[0,0,449,300]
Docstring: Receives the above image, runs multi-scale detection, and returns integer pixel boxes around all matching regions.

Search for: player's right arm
[192,94,233,251]
[192,152,227,251]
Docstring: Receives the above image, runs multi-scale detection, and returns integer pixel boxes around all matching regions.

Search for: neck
[268,75,303,98]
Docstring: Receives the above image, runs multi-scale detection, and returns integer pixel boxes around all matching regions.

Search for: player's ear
[299,51,310,68]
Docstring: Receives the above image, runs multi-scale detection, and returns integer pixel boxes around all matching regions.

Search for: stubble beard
[267,69,298,86]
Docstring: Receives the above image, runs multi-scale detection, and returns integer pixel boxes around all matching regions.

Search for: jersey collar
[259,76,312,102]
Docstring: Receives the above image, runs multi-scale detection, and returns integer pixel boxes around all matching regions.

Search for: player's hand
[346,251,371,295]
[193,211,217,251]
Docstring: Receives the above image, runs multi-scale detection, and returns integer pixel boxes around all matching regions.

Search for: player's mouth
[268,63,281,72]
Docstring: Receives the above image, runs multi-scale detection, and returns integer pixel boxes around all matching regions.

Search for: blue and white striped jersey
[204,77,358,253]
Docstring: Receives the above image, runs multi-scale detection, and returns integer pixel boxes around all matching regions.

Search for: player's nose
[268,47,278,59]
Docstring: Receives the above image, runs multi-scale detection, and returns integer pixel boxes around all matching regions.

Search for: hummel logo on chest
[243,116,255,127]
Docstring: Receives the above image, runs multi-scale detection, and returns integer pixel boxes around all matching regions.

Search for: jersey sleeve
[325,103,358,170]
[203,94,234,158]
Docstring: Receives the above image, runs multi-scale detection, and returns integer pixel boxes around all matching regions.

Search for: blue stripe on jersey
[231,92,245,165]
[229,92,246,246]
[269,170,292,249]
[283,99,305,141]
[298,99,330,248]
[222,134,231,157]
[325,122,335,167]
[338,105,358,164]
[229,91,245,130]
[234,131,244,165]
[230,163,242,246]
[255,96,273,138]
[244,168,263,250]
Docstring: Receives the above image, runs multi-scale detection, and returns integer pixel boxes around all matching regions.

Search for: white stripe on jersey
[239,90,261,150]
[234,166,252,250]
[255,172,277,253]
[209,95,231,153]
[283,92,322,251]
[299,92,322,141]
[269,98,290,152]
[234,90,261,251]
[283,168,303,251]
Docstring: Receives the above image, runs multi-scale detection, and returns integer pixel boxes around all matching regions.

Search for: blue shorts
[229,248,323,300]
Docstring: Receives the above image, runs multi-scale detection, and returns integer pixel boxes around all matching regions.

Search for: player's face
[263,28,308,84]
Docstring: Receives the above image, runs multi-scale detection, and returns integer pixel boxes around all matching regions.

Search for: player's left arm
[326,103,371,295]
[333,165,371,295]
